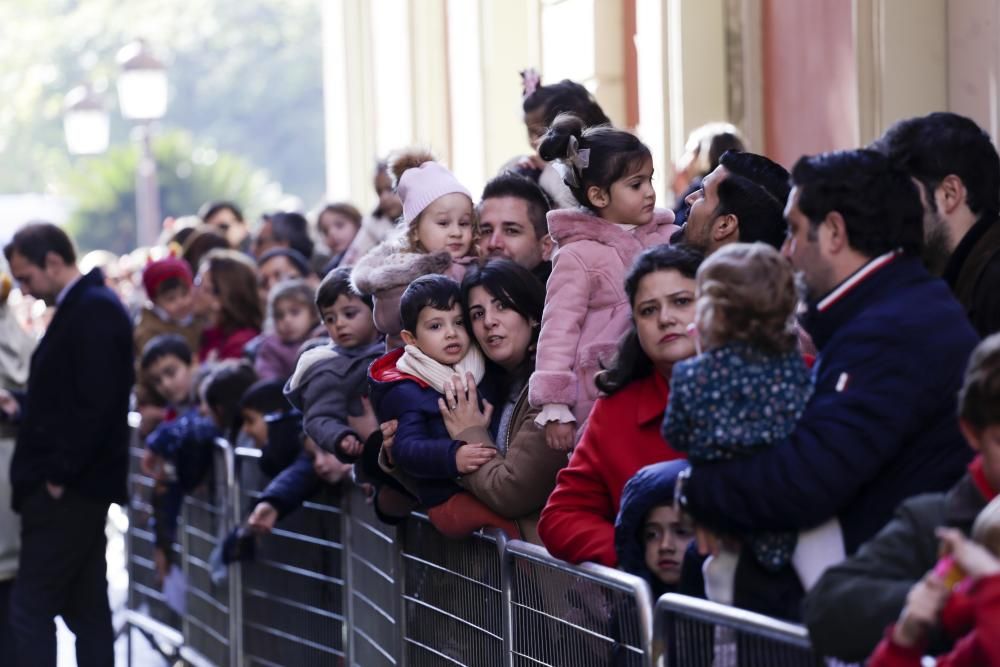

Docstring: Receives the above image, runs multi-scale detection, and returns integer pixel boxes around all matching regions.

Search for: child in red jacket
[868,503,1000,667]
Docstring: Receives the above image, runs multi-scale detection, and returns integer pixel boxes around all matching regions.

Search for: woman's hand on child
[545,421,576,451]
[248,501,279,536]
[347,395,380,441]
[439,374,494,438]
[340,435,364,457]
[937,527,1000,579]
[892,572,949,648]
[456,443,497,474]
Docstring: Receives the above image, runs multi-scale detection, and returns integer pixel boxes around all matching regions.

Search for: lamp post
[63,86,110,156]
[116,40,168,249]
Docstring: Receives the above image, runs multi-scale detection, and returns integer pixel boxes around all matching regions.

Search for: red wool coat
[537,371,686,567]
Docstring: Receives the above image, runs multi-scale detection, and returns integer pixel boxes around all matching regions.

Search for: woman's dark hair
[140,334,193,371]
[239,378,290,415]
[523,78,611,129]
[182,225,231,274]
[538,113,651,210]
[203,249,264,332]
[595,245,703,395]
[461,259,545,383]
[257,247,311,278]
[204,360,258,442]
[400,274,461,333]
[316,266,372,311]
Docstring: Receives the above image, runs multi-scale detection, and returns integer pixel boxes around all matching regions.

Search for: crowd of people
[0,68,999,666]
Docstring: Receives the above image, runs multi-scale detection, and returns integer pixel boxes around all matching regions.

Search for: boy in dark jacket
[368,275,517,537]
[805,333,1000,662]
[284,268,384,462]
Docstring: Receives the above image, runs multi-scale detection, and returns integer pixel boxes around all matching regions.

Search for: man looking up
[673,150,790,254]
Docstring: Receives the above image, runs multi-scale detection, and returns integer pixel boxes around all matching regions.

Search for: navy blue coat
[368,348,499,507]
[9,269,134,510]
[681,255,978,554]
[259,453,319,519]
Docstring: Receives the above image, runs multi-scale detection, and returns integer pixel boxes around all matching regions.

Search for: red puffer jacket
[537,371,685,567]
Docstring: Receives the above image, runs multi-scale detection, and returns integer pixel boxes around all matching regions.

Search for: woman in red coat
[537,245,703,567]
[193,249,263,362]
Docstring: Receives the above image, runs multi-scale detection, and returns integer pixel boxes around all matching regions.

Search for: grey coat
[284,339,384,459]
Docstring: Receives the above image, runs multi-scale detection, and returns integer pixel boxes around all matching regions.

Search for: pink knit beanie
[396,161,472,225]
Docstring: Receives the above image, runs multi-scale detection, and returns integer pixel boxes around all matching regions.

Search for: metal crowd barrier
[235,447,347,666]
[655,592,820,667]
[506,541,654,667]
[179,438,241,667]
[124,412,184,661]
[126,425,857,667]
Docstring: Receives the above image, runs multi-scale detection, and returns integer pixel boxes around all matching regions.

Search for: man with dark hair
[873,111,1000,335]
[477,172,554,284]
[0,222,133,665]
[677,150,978,619]
[674,150,790,253]
[254,211,314,261]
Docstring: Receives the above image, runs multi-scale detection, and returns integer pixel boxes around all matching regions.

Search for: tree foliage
[59,130,283,254]
[0,0,324,203]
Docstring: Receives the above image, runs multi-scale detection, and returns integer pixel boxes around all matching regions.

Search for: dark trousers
[11,487,113,667]
[0,578,15,664]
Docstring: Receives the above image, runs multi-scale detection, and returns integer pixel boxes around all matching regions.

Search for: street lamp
[117,40,168,248]
[63,85,110,156]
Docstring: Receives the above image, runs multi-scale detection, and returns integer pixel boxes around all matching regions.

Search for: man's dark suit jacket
[9,268,134,511]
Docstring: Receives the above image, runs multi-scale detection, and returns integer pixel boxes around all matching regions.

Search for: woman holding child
[376,258,568,543]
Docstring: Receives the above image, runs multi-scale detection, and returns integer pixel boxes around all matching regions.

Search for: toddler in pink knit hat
[351,149,478,349]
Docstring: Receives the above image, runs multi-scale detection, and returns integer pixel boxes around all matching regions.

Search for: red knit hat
[143,257,193,298]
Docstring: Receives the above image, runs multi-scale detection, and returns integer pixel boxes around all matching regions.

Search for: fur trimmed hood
[547,207,677,266]
[350,240,453,296]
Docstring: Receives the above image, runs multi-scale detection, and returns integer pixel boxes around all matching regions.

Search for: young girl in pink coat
[528,114,678,450]
[351,149,478,349]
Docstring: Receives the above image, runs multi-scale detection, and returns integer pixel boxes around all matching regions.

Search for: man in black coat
[873,111,1000,336]
[0,223,133,667]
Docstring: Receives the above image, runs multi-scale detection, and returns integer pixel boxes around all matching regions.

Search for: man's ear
[938,174,968,216]
[711,214,739,245]
[44,251,65,273]
[400,329,417,347]
[822,211,850,254]
[587,185,610,210]
[540,233,554,262]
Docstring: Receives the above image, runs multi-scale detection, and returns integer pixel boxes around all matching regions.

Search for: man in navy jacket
[0,223,133,666]
[677,150,979,617]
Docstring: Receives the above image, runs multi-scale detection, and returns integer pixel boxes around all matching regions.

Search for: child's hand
[380,420,399,463]
[545,421,576,451]
[439,373,494,438]
[455,443,496,474]
[340,435,364,457]
[937,527,1000,578]
[247,501,279,536]
[0,388,19,419]
[347,395,380,441]
[141,450,167,480]
[892,572,949,648]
